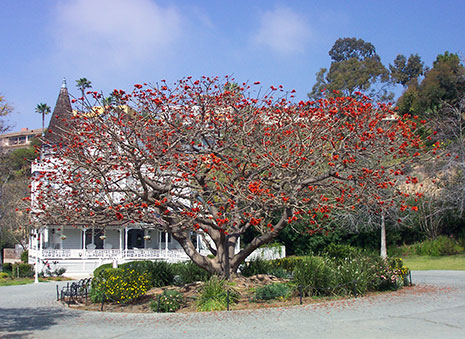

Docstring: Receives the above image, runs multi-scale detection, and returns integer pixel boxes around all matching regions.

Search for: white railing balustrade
[28,249,39,258]
[124,249,162,258]
[42,249,72,258]
[36,248,192,260]
[31,161,55,173]
[85,249,121,258]
[166,249,190,258]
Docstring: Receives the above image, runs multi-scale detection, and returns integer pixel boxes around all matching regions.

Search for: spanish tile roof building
[0,127,43,152]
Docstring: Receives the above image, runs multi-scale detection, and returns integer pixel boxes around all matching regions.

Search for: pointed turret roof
[46,78,73,145]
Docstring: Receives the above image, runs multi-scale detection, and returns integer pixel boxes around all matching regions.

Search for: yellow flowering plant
[90,267,150,303]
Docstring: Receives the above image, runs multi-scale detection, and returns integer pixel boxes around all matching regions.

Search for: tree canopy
[328,37,377,63]
[309,37,391,101]
[390,54,425,87]
[0,94,12,134]
[397,52,465,118]
[0,97,38,250]
[76,77,92,96]
[395,52,465,239]
[35,103,51,134]
[32,77,428,277]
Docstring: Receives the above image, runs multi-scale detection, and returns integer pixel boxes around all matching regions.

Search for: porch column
[44,227,49,248]
[34,229,39,284]
[158,230,162,250]
[165,232,168,257]
[60,227,63,249]
[81,227,86,257]
[39,228,43,254]
[235,236,240,253]
[144,229,148,249]
[119,229,123,252]
[196,233,200,252]
[124,227,128,254]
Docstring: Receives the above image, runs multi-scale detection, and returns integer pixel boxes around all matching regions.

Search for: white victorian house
[27,220,213,276]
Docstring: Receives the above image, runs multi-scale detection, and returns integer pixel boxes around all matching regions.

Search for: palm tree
[75,78,92,96]
[35,103,51,137]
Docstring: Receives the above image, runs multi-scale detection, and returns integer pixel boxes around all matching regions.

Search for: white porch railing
[29,248,205,261]
[85,249,122,258]
[31,161,54,173]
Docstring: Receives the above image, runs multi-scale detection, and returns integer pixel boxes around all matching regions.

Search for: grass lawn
[403,254,465,271]
[0,276,69,287]
[0,278,38,286]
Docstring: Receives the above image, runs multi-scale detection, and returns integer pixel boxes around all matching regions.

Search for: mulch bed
[65,274,446,313]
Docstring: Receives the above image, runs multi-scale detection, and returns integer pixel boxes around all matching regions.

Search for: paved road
[1,271,464,338]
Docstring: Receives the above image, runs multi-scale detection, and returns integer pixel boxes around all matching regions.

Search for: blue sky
[1,0,464,131]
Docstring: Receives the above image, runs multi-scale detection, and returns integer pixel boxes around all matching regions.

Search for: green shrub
[388,257,410,286]
[268,267,291,279]
[21,250,29,263]
[147,261,175,287]
[240,258,291,278]
[255,283,291,301]
[11,263,34,278]
[388,257,407,272]
[324,244,362,261]
[2,263,12,274]
[196,276,239,311]
[94,261,175,288]
[292,256,336,296]
[93,263,112,277]
[120,260,175,287]
[424,236,463,256]
[394,243,414,256]
[90,267,150,303]
[387,245,403,257]
[239,258,272,277]
[172,261,212,285]
[459,237,465,249]
[369,257,406,291]
[43,263,67,277]
[0,272,9,279]
[150,290,184,312]
[270,257,304,273]
[54,268,67,277]
[393,236,464,257]
[333,257,374,296]
[119,261,151,275]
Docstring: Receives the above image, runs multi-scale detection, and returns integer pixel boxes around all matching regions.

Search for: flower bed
[78,256,411,313]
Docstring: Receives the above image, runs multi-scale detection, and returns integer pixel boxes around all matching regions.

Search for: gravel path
[1,271,464,338]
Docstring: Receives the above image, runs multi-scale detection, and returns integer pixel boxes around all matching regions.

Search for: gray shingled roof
[46,80,73,145]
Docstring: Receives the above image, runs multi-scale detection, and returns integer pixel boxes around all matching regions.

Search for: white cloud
[253,7,312,55]
[51,0,182,72]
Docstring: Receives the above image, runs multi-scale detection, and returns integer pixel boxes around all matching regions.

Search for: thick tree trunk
[172,230,219,274]
[380,211,387,259]
[172,209,292,278]
[174,229,277,278]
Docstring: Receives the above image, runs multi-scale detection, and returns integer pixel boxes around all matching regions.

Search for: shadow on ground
[0,306,76,337]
